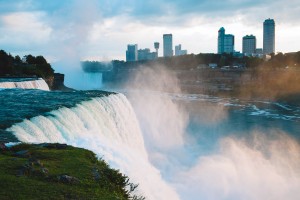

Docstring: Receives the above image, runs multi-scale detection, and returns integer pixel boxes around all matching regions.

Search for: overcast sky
[0,0,299,61]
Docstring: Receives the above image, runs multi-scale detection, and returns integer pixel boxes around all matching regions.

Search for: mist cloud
[175,131,300,200]
[113,62,300,200]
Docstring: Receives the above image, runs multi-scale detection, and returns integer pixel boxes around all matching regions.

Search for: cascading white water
[0,78,50,91]
[7,93,179,200]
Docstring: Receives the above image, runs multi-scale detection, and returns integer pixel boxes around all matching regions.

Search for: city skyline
[0,0,299,62]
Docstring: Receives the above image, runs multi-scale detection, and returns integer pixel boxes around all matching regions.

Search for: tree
[35,56,47,65]
[25,55,36,64]
[14,55,22,64]
[0,50,13,75]
[0,50,55,78]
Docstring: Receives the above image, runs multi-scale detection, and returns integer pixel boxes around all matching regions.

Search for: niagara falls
[1,0,300,200]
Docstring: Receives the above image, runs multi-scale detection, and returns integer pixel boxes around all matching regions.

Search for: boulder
[28,158,43,167]
[16,163,34,177]
[57,175,80,184]
[55,144,68,149]
[40,167,49,176]
[40,143,68,150]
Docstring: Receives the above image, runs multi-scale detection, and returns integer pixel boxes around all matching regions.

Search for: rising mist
[107,63,300,200]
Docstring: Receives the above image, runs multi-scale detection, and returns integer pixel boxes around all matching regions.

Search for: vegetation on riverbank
[0,143,144,200]
[83,51,300,73]
[82,51,300,105]
[0,50,54,79]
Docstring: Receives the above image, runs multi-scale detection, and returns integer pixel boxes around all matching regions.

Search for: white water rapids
[0,78,50,91]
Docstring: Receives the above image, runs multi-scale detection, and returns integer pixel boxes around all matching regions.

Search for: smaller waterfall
[0,78,50,91]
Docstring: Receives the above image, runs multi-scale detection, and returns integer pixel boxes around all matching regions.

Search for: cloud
[2,0,299,26]
[0,0,299,60]
[0,11,51,55]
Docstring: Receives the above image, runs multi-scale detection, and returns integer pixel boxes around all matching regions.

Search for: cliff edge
[0,143,144,200]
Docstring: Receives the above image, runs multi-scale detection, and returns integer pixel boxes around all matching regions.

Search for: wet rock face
[51,73,65,90]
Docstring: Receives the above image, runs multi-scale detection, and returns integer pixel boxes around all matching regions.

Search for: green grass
[0,143,144,200]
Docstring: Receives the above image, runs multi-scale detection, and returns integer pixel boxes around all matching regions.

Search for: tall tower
[218,27,225,54]
[163,34,173,57]
[263,18,275,55]
[154,42,160,56]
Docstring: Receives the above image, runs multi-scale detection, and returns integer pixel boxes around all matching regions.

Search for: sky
[0,0,300,62]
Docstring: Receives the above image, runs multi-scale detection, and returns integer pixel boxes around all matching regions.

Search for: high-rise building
[137,48,157,61]
[163,34,173,57]
[263,18,275,55]
[242,35,256,55]
[126,44,138,62]
[175,44,187,56]
[218,27,225,53]
[218,27,234,54]
[255,48,263,54]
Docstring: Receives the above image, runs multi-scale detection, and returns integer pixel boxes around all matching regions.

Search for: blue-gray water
[182,95,300,143]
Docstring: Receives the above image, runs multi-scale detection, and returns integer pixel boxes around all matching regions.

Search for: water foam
[7,93,179,200]
[175,132,300,200]
[0,78,50,91]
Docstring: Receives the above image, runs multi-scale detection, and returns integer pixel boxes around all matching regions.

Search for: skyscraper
[163,34,173,57]
[218,27,225,54]
[218,27,234,54]
[242,35,256,55]
[263,18,275,55]
[126,44,138,62]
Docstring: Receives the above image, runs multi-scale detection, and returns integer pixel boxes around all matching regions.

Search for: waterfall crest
[0,78,50,91]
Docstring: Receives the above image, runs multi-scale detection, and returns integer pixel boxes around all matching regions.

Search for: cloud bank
[0,0,299,61]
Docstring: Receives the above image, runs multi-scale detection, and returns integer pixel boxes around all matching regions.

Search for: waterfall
[6,93,179,200]
[0,78,50,91]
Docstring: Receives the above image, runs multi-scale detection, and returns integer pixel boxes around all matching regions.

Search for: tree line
[139,51,300,69]
[0,50,54,79]
[82,51,300,73]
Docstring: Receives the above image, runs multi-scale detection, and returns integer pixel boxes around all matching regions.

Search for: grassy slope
[0,143,141,200]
